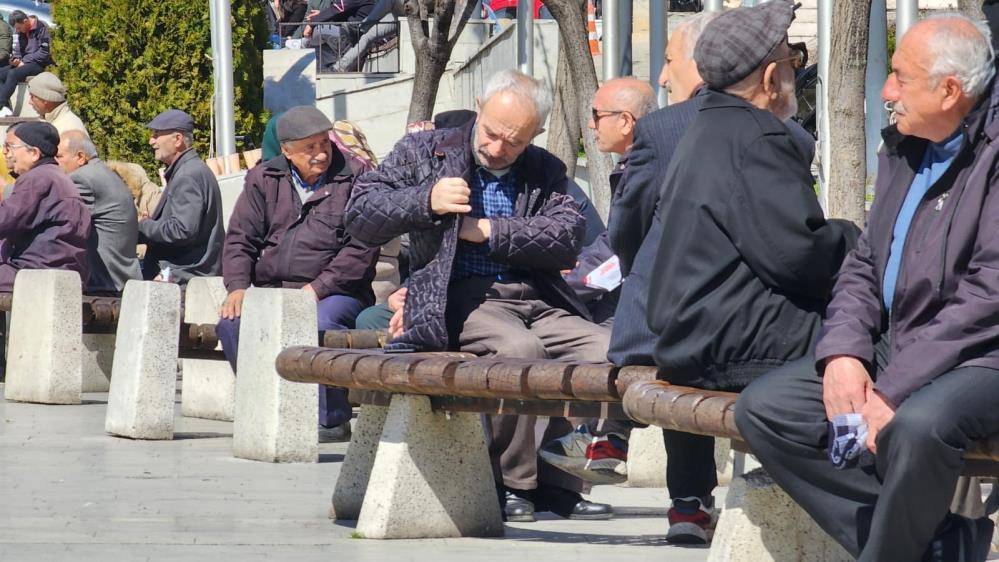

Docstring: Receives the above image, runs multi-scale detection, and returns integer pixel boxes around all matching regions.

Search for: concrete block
[180,276,235,422]
[232,287,318,463]
[356,395,503,539]
[331,404,389,520]
[81,333,115,392]
[105,281,182,440]
[626,425,667,488]
[4,270,83,405]
[707,468,852,562]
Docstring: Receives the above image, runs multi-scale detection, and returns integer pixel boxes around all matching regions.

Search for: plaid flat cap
[694,1,798,90]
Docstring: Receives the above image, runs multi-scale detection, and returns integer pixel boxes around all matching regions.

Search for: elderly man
[28,72,88,136]
[56,130,141,293]
[647,1,859,544]
[346,69,613,522]
[737,14,999,562]
[219,106,379,442]
[0,11,50,117]
[139,109,224,283]
[0,122,89,289]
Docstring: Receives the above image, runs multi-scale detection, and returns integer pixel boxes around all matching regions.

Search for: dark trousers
[217,293,365,428]
[736,355,999,561]
[0,62,43,109]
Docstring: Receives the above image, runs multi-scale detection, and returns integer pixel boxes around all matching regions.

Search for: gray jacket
[70,158,142,293]
[138,149,224,284]
[0,21,12,65]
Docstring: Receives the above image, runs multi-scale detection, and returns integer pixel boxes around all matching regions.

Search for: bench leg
[331,404,389,520]
[232,288,318,463]
[626,425,668,488]
[180,276,235,421]
[4,270,83,405]
[707,468,852,562]
[355,394,504,539]
[82,333,115,392]
[105,281,182,440]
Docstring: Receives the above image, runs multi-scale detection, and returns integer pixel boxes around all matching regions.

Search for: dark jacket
[816,101,999,407]
[223,150,378,305]
[345,119,588,351]
[0,21,12,65]
[139,149,224,284]
[17,18,51,67]
[0,160,90,290]
[648,90,859,390]
[70,158,142,293]
[313,0,377,22]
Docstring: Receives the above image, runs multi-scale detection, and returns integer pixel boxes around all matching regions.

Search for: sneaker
[0,107,12,118]
[666,496,715,545]
[318,423,351,443]
[539,424,594,475]
[582,433,629,485]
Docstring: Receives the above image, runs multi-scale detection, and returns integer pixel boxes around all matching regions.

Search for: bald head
[588,77,657,155]
[56,130,97,174]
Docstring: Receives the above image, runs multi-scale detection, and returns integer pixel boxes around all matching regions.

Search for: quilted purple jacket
[344,120,589,350]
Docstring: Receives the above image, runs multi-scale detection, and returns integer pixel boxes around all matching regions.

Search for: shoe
[582,433,629,485]
[535,485,613,520]
[539,424,593,475]
[666,496,715,545]
[922,513,994,562]
[318,422,352,443]
[503,489,536,523]
[0,107,12,118]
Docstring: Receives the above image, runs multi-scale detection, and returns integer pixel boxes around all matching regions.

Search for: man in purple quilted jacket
[345,69,613,523]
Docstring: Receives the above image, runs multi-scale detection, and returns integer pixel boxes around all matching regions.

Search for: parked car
[0,0,52,27]
[485,0,549,19]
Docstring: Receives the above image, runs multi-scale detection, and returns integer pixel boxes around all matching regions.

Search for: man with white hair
[738,13,999,562]
[346,69,613,523]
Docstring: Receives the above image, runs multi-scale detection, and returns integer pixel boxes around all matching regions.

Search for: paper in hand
[584,255,622,292]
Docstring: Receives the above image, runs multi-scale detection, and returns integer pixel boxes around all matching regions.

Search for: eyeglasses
[591,108,630,123]
[774,43,808,71]
[2,142,27,153]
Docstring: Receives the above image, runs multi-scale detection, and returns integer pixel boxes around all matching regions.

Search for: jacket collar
[43,102,70,123]
[164,148,198,182]
[260,140,348,181]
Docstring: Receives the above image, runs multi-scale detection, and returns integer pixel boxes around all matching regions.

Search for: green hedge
[52,0,270,173]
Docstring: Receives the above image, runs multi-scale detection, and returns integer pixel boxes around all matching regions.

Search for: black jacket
[647,90,859,390]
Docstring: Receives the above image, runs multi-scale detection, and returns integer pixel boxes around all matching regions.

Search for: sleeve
[221,178,268,292]
[72,178,96,209]
[562,231,615,303]
[0,184,37,238]
[0,24,13,62]
[20,26,49,66]
[487,190,586,272]
[137,175,207,246]
[565,179,606,247]
[311,232,380,301]
[725,132,860,301]
[313,0,369,22]
[608,118,659,276]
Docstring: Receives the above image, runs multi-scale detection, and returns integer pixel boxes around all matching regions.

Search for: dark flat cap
[277,106,333,142]
[694,1,797,90]
[146,109,195,133]
[15,121,59,157]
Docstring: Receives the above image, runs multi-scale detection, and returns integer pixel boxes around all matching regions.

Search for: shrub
[52,0,270,174]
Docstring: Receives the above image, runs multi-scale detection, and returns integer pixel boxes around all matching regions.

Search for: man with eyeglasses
[139,109,224,284]
[218,105,379,443]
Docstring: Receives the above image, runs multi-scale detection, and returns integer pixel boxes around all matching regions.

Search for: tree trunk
[545,0,614,221]
[405,0,478,123]
[547,34,581,178]
[958,0,985,20]
[827,0,871,226]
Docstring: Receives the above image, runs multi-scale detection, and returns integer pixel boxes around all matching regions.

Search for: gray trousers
[736,355,999,562]
[448,276,611,493]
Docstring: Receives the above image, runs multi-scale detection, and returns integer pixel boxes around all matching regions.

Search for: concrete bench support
[355,394,503,539]
[232,287,318,463]
[180,276,235,421]
[4,270,82,405]
[81,334,115,392]
[625,431,739,488]
[707,468,852,562]
[105,281,182,440]
[331,404,389,520]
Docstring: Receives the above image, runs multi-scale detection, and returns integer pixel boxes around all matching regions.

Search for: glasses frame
[591,108,631,123]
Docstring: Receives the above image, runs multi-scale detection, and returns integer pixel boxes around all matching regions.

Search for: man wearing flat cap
[219,105,379,443]
[0,121,90,290]
[27,72,88,137]
[139,108,224,284]
[645,0,859,542]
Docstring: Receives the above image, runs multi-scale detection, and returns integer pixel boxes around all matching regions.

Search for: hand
[430,177,472,215]
[306,9,320,20]
[861,388,896,454]
[10,58,19,68]
[303,283,319,301]
[388,306,404,338]
[303,25,313,38]
[387,287,407,312]
[458,217,490,243]
[822,355,872,419]
[219,289,246,320]
[139,211,150,221]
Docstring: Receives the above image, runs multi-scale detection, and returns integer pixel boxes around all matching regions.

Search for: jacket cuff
[225,279,250,293]
[813,341,874,375]
[873,376,906,409]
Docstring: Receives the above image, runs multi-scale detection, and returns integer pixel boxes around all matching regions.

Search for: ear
[475,96,482,112]
[762,62,779,99]
[620,112,636,135]
[939,76,964,112]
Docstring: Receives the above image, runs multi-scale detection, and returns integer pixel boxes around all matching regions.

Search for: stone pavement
[0,385,714,562]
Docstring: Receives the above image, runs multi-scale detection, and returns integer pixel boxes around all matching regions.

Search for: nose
[882,73,900,102]
[587,116,596,130]
[148,136,156,147]
[658,64,670,89]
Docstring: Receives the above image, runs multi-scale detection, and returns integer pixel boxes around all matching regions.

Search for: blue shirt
[882,131,963,311]
[291,168,325,203]
[452,167,518,279]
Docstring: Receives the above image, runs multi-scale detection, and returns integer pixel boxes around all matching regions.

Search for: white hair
[480,69,553,125]
[677,11,721,56]
[181,130,194,149]
[63,130,98,159]
[921,12,996,99]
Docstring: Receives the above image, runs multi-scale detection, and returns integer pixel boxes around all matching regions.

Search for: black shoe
[502,489,536,523]
[318,423,352,443]
[535,485,613,520]
[922,513,994,562]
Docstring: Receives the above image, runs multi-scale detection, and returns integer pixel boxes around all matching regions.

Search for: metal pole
[896,0,918,40]
[603,0,620,80]
[517,0,534,75]
[817,0,831,211]
[866,0,888,179]
[208,0,220,159]
[210,0,237,173]
[704,0,724,12]
[618,0,633,76]
[650,0,667,107]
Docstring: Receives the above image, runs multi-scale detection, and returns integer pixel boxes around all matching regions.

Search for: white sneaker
[0,107,13,118]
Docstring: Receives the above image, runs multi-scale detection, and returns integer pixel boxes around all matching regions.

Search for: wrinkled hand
[303,25,313,38]
[220,289,246,320]
[822,355,872,419]
[458,217,490,243]
[861,388,896,454]
[10,58,19,68]
[303,284,319,301]
[388,307,404,338]
[430,177,472,215]
[387,287,407,312]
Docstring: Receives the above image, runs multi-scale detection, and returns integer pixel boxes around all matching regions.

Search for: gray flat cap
[277,106,333,142]
[694,1,797,90]
[27,72,65,103]
[146,109,195,133]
